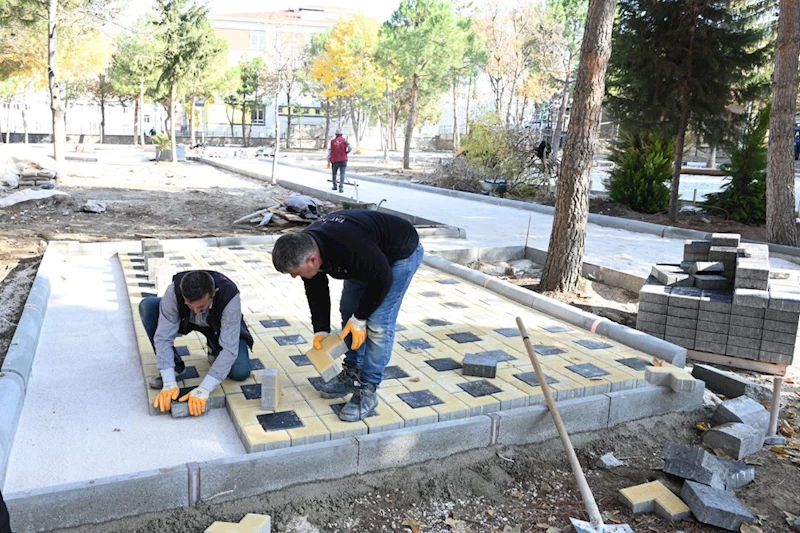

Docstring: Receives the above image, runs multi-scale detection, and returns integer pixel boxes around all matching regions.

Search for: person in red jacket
[327,127,351,193]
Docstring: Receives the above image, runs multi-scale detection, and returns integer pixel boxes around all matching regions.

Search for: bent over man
[139,270,253,416]
[271,210,423,422]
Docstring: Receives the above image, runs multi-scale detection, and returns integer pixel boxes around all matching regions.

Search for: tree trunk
[403,73,419,170]
[100,97,105,143]
[668,102,691,221]
[551,52,573,160]
[322,98,331,150]
[286,92,292,149]
[1,101,7,143]
[270,90,280,185]
[465,77,472,136]
[48,0,65,163]
[21,94,28,144]
[505,77,518,126]
[133,96,140,146]
[139,80,145,146]
[384,80,390,163]
[706,144,716,168]
[241,102,247,147]
[767,0,800,246]
[452,81,460,154]
[169,82,177,163]
[189,96,196,146]
[540,0,617,293]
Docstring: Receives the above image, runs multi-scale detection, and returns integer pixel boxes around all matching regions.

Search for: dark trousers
[331,161,347,189]
[138,297,250,381]
[0,490,11,533]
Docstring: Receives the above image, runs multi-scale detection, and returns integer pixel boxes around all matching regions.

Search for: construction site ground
[1,149,799,532]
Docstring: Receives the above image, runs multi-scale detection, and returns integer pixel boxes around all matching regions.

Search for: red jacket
[329,136,349,163]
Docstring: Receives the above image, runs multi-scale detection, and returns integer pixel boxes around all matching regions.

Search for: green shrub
[459,113,520,180]
[153,133,171,152]
[604,132,674,213]
[703,106,768,224]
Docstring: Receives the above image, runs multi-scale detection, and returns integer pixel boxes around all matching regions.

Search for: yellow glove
[179,387,210,416]
[154,383,179,413]
[340,316,367,350]
[313,331,328,350]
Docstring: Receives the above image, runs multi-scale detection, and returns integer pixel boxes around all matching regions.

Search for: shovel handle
[516,317,604,529]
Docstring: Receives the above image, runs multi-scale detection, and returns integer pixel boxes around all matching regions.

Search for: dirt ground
[3,157,800,533]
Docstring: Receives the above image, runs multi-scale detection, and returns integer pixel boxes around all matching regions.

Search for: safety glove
[154,382,179,413]
[340,316,367,350]
[313,331,329,350]
[179,387,210,416]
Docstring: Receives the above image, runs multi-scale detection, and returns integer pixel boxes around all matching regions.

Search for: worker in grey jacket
[139,270,253,416]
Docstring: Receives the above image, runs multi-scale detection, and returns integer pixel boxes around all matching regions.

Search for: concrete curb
[0,247,54,487]
[274,159,800,260]
[422,254,686,367]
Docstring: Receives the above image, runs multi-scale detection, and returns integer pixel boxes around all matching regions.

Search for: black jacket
[302,210,419,332]
[172,271,254,348]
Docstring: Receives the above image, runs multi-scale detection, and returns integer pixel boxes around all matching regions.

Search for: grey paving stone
[616,357,652,371]
[714,456,755,489]
[697,320,729,334]
[448,332,483,344]
[637,321,666,336]
[728,314,761,328]
[661,444,727,489]
[273,334,306,346]
[735,261,770,280]
[399,338,433,350]
[665,334,695,350]
[733,288,770,309]
[639,279,671,304]
[695,331,728,345]
[735,277,770,290]
[684,240,711,255]
[681,261,724,275]
[684,252,709,261]
[765,308,800,323]
[566,363,610,379]
[596,453,624,468]
[462,354,498,378]
[727,336,760,350]
[260,318,290,328]
[700,290,733,313]
[769,290,800,313]
[702,422,764,460]
[289,354,312,367]
[728,325,763,338]
[731,304,766,318]
[698,310,731,325]
[637,311,667,324]
[425,358,462,372]
[709,246,738,262]
[667,306,698,319]
[533,345,565,356]
[513,371,558,387]
[652,264,693,287]
[397,389,444,408]
[638,301,667,313]
[761,330,796,346]
[759,339,795,355]
[694,340,726,354]
[458,379,503,397]
[667,316,698,330]
[759,351,793,365]
[711,233,741,247]
[493,327,520,338]
[573,339,613,350]
[725,344,758,359]
[763,319,799,334]
[691,364,759,399]
[422,318,451,327]
[606,384,704,426]
[470,349,516,362]
[541,324,571,333]
[737,243,769,258]
[669,287,703,309]
[680,480,754,531]
[694,274,730,290]
[712,396,770,435]
[665,325,696,340]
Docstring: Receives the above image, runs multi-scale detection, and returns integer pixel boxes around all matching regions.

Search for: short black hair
[180,271,215,302]
[272,233,317,273]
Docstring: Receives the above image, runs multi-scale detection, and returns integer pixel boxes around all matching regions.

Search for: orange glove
[340,317,367,350]
[313,331,328,350]
[154,383,179,413]
[179,387,210,416]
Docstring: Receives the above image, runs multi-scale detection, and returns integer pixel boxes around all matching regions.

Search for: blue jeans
[339,243,424,386]
[138,297,251,381]
[331,161,347,188]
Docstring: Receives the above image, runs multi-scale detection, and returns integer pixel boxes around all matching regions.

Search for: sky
[124,0,402,23]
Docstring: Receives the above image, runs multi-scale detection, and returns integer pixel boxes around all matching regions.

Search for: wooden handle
[516,317,604,528]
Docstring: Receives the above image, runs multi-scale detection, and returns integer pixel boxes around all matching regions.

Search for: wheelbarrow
[341,199,386,211]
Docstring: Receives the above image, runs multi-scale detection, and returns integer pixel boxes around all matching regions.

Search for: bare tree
[766,0,800,246]
[540,0,617,292]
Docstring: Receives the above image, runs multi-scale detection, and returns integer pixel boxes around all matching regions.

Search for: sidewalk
[207,156,800,275]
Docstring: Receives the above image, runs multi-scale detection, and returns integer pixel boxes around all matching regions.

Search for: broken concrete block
[596,452,624,469]
[702,422,764,460]
[711,233,741,248]
[261,368,280,412]
[681,480,754,531]
[713,456,755,489]
[712,396,770,435]
[462,353,498,378]
[652,264,693,287]
[661,444,727,489]
[645,366,704,394]
[306,334,346,383]
[619,480,690,521]
[205,513,271,533]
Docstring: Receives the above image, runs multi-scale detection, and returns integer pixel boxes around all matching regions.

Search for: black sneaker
[338,382,378,422]
[319,365,359,399]
[338,187,344,193]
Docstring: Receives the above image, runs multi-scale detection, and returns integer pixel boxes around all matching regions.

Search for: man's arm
[327,145,331,161]
[345,141,352,154]
[200,293,242,392]
[303,272,331,332]
[155,284,181,383]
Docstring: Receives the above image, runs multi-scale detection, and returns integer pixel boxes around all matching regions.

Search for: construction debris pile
[1,153,61,190]
[636,233,799,366]
[234,194,334,230]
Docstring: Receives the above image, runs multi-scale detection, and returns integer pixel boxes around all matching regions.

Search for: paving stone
[763,319,800,334]
[725,344,758,359]
[709,246,738,262]
[533,344,565,356]
[691,364,760,399]
[273,334,306,346]
[665,325,696,340]
[260,318,289,328]
[619,480,690,521]
[768,289,800,313]
[728,325,763,339]
[514,371,558,387]
[420,291,442,297]
[447,332,482,343]
[540,324,571,333]
[382,365,409,380]
[714,456,755,489]
[241,384,262,400]
[684,240,711,256]
[731,304,766,318]
[703,422,764,460]
[422,318,451,327]
[425,358,462,372]
[726,335,761,350]
[759,338,796,355]
[667,315,698,330]
[735,277,770,290]
[661,443,728,488]
[728,314,762,328]
[493,327,520,338]
[566,363,610,379]
[733,288,770,308]
[573,339,613,350]
[260,368,280,411]
[652,264,693,287]
[257,411,304,432]
[495,396,611,445]
[397,389,444,408]
[645,366,703,393]
[462,353,498,378]
[616,357,652,371]
[436,278,459,285]
[637,321,666,336]
[638,301,667,313]
[684,252,709,262]
[606,385,704,426]
[399,338,433,350]
[458,379,503,397]
[697,321,729,334]
[665,334,695,350]
[695,331,728,345]
[763,435,786,446]
[765,308,800,323]
[712,396,769,435]
[694,274,730,290]
[737,243,769,259]
[695,339,727,354]
[669,287,703,308]
[681,261,724,275]
[710,233,741,247]
[700,290,733,313]
[205,513,271,533]
[471,349,516,363]
[698,310,731,325]
[442,301,467,309]
[667,306,698,319]
[639,279,671,304]
[735,260,770,280]
[289,355,312,367]
[681,480,754,531]
[637,310,667,324]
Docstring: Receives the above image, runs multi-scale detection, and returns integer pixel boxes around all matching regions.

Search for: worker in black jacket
[272,210,423,422]
[0,489,11,533]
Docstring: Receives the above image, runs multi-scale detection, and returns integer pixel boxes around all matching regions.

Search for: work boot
[319,364,359,399]
[148,366,191,390]
[338,382,378,422]
[338,187,344,193]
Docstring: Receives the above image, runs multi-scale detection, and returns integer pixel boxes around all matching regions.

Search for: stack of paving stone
[141,239,176,295]
[637,233,800,366]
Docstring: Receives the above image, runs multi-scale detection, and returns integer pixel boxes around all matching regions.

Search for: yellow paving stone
[619,480,690,521]
[451,391,501,416]
[363,406,406,433]
[307,396,343,416]
[377,384,408,404]
[493,385,530,410]
[288,416,330,446]
[319,413,369,439]
[221,376,255,395]
[226,392,262,412]
[431,394,471,422]
[204,513,271,533]
[385,400,439,427]
[239,423,290,453]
